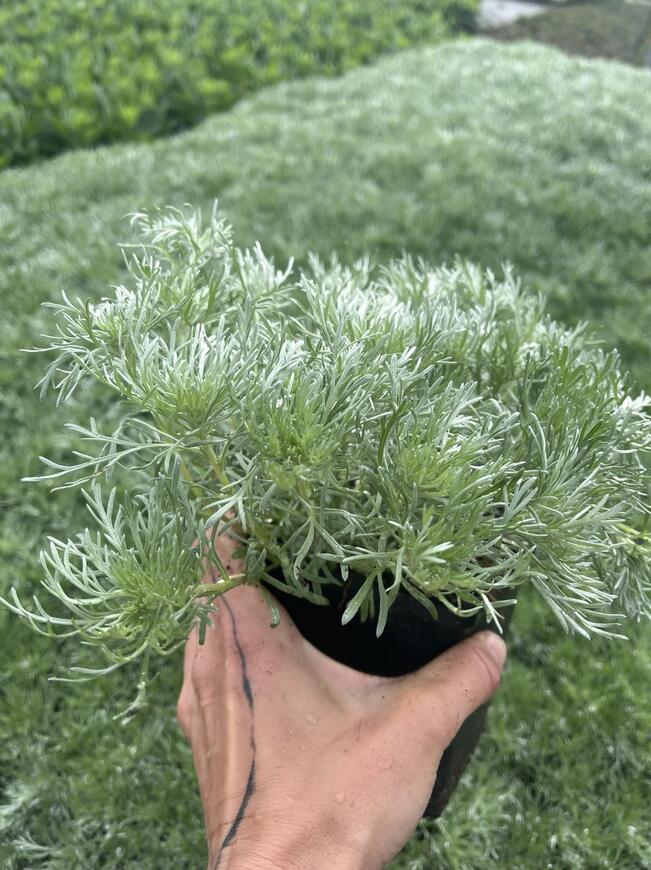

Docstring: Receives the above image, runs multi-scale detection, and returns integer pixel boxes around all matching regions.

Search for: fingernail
[476,631,507,669]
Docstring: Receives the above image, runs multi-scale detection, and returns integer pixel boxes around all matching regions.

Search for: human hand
[177,531,507,870]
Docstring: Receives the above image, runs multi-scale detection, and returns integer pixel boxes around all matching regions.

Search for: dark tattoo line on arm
[212,598,256,870]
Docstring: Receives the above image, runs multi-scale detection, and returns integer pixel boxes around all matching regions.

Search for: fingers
[198,522,301,650]
[216,584,301,650]
[183,618,200,679]
[178,525,252,737]
[403,631,507,746]
[180,585,296,706]
[192,521,247,656]
[208,522,246,579]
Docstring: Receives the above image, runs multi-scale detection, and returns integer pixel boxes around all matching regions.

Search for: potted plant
[5,204,651,817]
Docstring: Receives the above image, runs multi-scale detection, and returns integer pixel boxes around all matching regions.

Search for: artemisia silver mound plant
[4,204,651,706]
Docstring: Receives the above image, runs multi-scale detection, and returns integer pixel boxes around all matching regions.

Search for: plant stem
[178,460,205,503]
[192,575,246,598]
[202,444,231,490]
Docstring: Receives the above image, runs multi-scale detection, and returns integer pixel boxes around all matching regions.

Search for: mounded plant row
[0,0,477,169]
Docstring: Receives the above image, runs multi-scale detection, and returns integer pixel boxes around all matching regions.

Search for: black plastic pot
[263,574,514,818]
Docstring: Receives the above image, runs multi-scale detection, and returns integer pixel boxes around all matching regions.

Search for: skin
[177,530,508,870]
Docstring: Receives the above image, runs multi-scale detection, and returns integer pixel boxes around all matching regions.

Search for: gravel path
[479,0,547,29]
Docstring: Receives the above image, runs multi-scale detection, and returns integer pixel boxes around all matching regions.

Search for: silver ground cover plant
[5,204,651,701]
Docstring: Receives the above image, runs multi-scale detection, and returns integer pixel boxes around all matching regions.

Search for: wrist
[207,808,379,870]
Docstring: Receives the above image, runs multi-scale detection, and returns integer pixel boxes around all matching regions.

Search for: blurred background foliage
[0,0,478,170]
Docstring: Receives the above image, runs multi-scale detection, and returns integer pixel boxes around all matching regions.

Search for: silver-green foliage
[5,204,651,678]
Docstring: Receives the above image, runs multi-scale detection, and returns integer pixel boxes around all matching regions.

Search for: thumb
[403,631,508,746]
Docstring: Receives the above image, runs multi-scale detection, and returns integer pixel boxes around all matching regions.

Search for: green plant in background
[4,204,650,703]
[0,0,478,170]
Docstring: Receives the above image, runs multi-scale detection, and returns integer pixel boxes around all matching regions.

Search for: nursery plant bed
[1,43,651,870]
[267,574,516,817]
[3,66,651,861]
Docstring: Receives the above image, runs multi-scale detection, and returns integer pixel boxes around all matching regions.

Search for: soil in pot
[263,571,515,818]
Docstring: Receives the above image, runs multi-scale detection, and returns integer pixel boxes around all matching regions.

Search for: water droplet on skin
[378,757,394,771]
[304,711,318,725]
[335,792,345,804]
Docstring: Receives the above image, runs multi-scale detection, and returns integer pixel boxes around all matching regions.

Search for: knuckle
[191,652,217,696]
[468,640,502,696]
[419,707,456,749]
[176,691,193,737]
